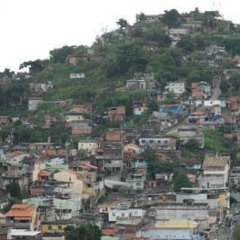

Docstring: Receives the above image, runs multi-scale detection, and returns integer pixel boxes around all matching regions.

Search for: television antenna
[211,0,223,19]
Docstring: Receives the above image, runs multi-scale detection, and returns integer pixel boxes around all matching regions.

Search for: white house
[176,188,230,218]
[199,155,230,189]
[168,28,189,42]
[155,204,209,230]
[28,99,44,111]
[78,140,99,154]
[139,137,177,150]
[108,206,145,222]
[164,82,185,95]
[176,190,219,210]
[204,100,226,108]
[70,73,85,79]
[65,114,84,122]
[133,105,148,116]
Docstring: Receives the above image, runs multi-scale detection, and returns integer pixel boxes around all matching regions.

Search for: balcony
[7,221,31,229]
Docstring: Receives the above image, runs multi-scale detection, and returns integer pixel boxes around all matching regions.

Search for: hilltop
[0,8,240,144]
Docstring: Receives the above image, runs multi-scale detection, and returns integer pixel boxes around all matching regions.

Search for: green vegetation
[3,181,24,213]
[0,8,240,146]
[173,172,192,192]
[64,224,102,240]
[233,224,240,240]
[6,181,22,199]
[144,149,178,180]
[181,138,204,160]
[204,128,235,152]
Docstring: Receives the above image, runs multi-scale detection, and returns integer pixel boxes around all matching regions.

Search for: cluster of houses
[0,145,232,240]
[0,96,237,240]
[1,9,240,240]
[1,43,240,239]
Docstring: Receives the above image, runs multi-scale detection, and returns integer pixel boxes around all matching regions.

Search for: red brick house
[107,106,126,122]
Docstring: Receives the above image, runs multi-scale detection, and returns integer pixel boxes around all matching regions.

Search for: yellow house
[53,169,84,197]
[78,140,99,154]
[155,219,198,230]
[41,220,70,233]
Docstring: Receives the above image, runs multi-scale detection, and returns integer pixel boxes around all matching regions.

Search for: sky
[0,0,239,72]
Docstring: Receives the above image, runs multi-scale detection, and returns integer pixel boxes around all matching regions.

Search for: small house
[164,82,186,95]
[107,106,126,122]
[69,104,92,115]
[139,137,177,150]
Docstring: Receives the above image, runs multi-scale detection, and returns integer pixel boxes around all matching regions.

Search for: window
[48,225,52,230]
[58,225,62,230]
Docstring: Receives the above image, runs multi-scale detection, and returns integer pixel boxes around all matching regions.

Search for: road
[210,224,232,240]
[210,78,222,100]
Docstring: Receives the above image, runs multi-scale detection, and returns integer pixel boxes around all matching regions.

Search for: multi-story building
[155,203,209,230]
[5,204,39,231]
[199,155,230,189]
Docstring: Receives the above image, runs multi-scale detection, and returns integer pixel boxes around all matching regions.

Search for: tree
[117,18,129,29]
[136,13,147,22]
[64,223,102,240]
[144,149,177,180]
[230,73,240,91]
[3,198,21,213]
[106,41,147,77]
[144,25,171,47]
[148,100,159,113]
[164,91,175,104]
[233,224,240,240]
[19,59,45,74]
[185,138,200,149]
[3,68,14,78]
[220,80,230,95]
[173,172,192,192]
[6,181,22,199]
[162,9,180,28]
[49,45,76,63]
[225,38,240,55]
[191,7,201,21]
[177,36,196,54]
[202,11,220,29]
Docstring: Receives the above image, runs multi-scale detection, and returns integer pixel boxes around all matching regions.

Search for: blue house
[160,104,185,114]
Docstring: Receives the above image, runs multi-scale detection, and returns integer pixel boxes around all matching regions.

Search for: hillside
[1,8,240,145]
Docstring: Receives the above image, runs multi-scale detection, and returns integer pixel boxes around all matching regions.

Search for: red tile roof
[102,228,118,236]
[38,170,50,177]
[191,111,206,116]
[104,130,121,141]
[5,204,35,218]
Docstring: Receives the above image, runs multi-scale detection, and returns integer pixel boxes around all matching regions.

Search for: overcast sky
[0,0,238,71]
